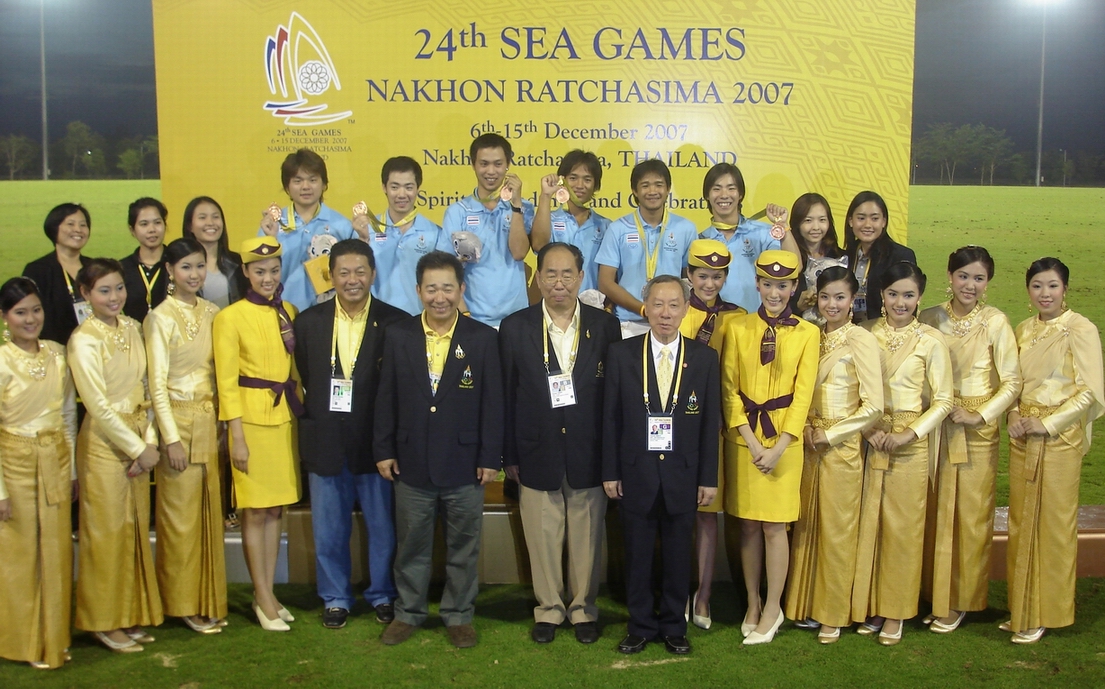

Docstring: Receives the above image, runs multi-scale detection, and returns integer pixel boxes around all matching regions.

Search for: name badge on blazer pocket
[459,366,474,389]
[684,390,700,415]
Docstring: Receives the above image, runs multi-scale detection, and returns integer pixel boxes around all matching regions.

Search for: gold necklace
[880,318,921,353]
[90,316,131,352]
[10,341,50,381]
[1028,312,1070,348]
[820,322,853,357]
[944,301,981,338]
[170,297,211,341]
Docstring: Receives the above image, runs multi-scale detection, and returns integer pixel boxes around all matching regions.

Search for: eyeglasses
[541,273,579,285]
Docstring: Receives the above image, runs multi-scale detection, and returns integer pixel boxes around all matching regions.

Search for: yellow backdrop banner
[153,1,916,247]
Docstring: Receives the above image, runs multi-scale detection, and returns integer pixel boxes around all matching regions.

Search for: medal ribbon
[285,203,320,232]
[642,335,685,414]
[381,209,419,231]
[711,221,738,231]
[635,208,669,281]
[479,183,506,204]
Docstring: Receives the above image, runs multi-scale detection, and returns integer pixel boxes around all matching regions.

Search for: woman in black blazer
[843,191,916,323]
[21,202,93,345]
[181,196,246,308]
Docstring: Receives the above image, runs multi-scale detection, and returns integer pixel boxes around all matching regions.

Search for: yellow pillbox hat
[240,236,283,264]
[755,249,800,280]
[688,238,732,270]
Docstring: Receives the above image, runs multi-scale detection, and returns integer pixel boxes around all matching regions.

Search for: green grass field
[1,580,1103,688]
[2,181,1103,504]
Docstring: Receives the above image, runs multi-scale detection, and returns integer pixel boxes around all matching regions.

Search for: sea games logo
[264,12,352,126]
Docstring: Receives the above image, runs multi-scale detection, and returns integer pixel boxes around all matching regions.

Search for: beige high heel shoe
[253,602,291,632]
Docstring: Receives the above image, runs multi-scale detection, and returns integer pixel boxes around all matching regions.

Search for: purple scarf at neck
[688,291,740,345]
[757,305,799,365]
[245,284,296,354]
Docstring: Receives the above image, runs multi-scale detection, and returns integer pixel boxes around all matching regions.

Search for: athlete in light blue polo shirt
[442,134,534,327]
[258,149,359,312]
[596,160,697,325]
[357,157,453,315]
[530,149,610,293]
[697,163,800,312]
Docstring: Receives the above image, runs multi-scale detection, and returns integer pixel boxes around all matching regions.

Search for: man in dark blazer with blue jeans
[293,240,407,629]
[603,274,720,655]
[374,251,504,650]
[499,242,621,645]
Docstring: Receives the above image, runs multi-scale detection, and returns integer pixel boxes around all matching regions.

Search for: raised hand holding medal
[765,202,789,241]
[350,200,382,239]
[554,177,571,205]
[260,202,283,236]
[501,172,523,205]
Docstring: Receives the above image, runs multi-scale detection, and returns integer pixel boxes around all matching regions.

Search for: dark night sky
[1,0,1103,154]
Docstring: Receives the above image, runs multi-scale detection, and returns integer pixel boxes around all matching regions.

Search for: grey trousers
[392,480,484,627]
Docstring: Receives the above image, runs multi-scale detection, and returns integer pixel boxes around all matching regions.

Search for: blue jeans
[308,468,397,610]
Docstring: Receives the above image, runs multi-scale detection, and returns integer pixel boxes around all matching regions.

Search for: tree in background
[59,121,106,178]
[0,135,38,180]
[916,123,1015,186]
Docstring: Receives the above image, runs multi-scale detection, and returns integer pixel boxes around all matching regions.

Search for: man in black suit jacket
[603,275,720,655]
[499,243,621,645]
[375,251,504,650]
[293,240,407,630]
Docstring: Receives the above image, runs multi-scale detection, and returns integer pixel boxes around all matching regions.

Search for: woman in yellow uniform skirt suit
[146,238,227,634]
[918,246,1021,634]
[720,249,819,645]
[1004,257,1103,644]
[0,278,77,669]
[678,239,744,630]
[784,267,883,644]
[852,262,952,646]
[69,259,163,653]
[213,236,301,631]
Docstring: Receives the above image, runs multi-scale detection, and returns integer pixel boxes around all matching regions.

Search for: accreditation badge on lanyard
[642,336,684,452]
[328,313,357,413]
[544,312,580,409]
[64,271,92,325]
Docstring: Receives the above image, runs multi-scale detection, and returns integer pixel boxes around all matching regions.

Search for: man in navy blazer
[499,243,621,645]
[293,240,408,629]
[603,275,720,655]
[374,251,504,649]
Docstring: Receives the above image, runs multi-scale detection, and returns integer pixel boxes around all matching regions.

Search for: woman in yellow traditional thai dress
[213,236,301,632]
[0,278,77,669]
[720,249,819,645]
[784,267,883,644]
[69,258,162,653]
[852,262,952,646]
[918,246,1020,634]
[678,238,745,630]
[146,238,227,634]
[1004,257,1103,644]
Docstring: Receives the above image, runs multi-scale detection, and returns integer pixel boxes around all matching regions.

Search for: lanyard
[542,309,581,375]
[286,203,320,232]
[138,264,161,307]
[63,270,81,303]
[711,220,738,231]
[635,209,669,281]
[642,335,685,414]
[479,183,505,204]
[329,306,365,379]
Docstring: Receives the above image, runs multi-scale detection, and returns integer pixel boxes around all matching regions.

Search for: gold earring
[980,288,988,305]
[1028,303,1035,313]
[2,327,9,342]
[1061,298,1068,311]
[880,306,887,318]
[945,284,953,299]
[167,279,176,296]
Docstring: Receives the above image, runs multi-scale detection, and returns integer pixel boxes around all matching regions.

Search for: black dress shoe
[531,622,557,644]
[375,603,395,624]
[617,634,649,654]
[574,622,599,644]
[322,607,349,629]
[663,635,691,654]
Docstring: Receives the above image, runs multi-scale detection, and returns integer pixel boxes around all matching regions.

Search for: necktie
[657,346,673,406]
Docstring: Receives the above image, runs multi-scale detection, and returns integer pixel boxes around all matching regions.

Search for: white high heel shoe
[691,592,712,630]
[743,609,785,645]
[253,602,291,632]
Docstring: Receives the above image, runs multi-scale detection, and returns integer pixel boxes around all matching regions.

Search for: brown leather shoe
[446,624,478,648]
[381,620,418,646]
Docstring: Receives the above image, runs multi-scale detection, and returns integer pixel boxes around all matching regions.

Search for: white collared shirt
[649,331,681,370]
[541,299,581,373]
